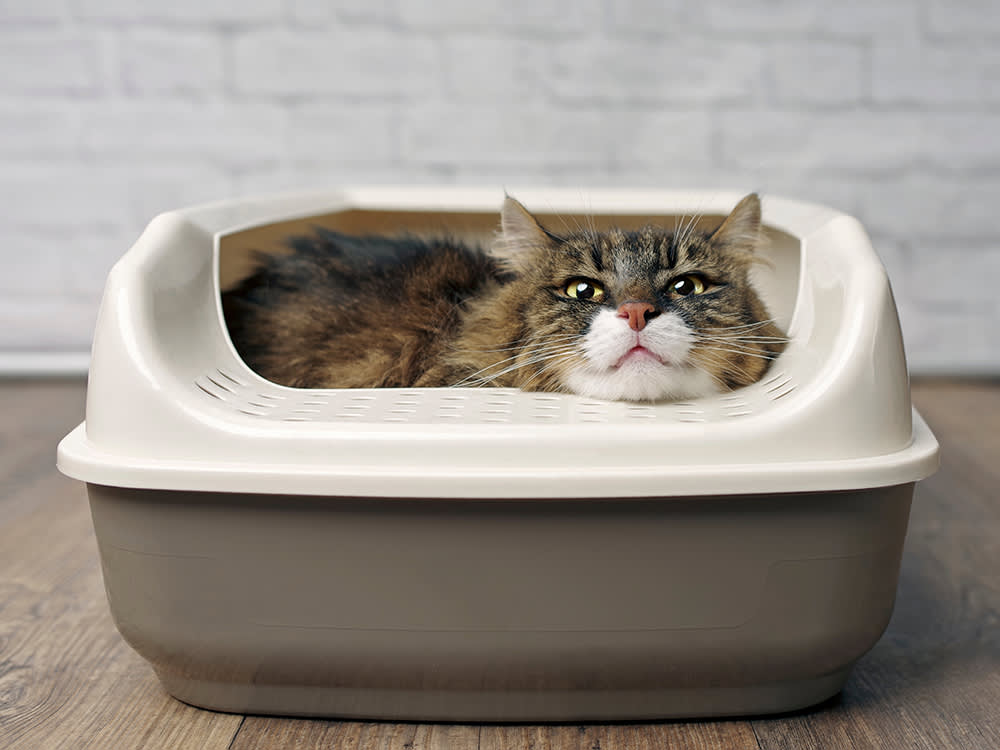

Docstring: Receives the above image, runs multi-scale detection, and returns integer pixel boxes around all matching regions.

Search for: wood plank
[229,719,481,750]
[0,379,87,525]
[228,719,762,750]
[910,380,1000,524]
[232,717,758,750]
[479,722,761,750]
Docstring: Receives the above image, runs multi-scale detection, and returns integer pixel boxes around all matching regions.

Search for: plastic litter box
[57,188,939,721]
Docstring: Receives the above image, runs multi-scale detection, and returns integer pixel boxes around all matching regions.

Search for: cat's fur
[222,194,787,402]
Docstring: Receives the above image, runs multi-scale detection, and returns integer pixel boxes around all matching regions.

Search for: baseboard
[0,352,90,377]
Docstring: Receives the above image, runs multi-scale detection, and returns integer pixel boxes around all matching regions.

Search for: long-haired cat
[222,193,787,402]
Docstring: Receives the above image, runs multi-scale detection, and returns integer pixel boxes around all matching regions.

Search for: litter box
[57,187,939,721]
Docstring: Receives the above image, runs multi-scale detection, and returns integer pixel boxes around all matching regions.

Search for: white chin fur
[563,309,720,402]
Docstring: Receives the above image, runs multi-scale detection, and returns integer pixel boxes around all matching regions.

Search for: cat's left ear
[495,195,554,269]
[710,193,763,251]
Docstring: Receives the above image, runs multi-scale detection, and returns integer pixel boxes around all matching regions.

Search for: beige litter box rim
[56,187,939,499]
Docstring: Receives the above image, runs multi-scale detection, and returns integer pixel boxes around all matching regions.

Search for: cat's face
[492,194,786,402]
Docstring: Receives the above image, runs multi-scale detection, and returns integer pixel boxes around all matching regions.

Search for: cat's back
[222,229,503,388]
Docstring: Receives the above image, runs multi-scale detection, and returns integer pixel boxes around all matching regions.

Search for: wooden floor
[1,379,998,749]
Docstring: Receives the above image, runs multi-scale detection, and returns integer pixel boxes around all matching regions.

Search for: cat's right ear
[710,193,763,251]
[494,196,554,270]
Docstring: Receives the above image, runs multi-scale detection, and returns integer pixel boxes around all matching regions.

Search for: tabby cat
[222,193,787,402]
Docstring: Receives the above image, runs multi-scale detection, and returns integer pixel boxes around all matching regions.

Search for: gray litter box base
[88,484,911,721]
[159,670,851,721]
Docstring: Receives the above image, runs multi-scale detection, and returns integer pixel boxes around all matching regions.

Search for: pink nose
[617,301,659,331]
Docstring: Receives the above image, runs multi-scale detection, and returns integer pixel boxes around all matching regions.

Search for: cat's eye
[563,278,606,302]
[669,274,709,297]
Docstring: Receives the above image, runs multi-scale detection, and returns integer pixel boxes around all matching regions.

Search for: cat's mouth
[613,345,667,369]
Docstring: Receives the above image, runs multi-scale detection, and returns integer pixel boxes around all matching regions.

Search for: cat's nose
[617,301,660,331]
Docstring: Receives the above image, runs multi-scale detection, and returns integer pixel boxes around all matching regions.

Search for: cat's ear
[710,193,763,251]
[495,195,554,268]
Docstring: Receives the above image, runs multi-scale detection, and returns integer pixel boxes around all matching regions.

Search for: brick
[873,39,1000,104]
[287,0,393,25]
[119,31,226,94]
[232,30,441,98]
[860,175,1000,240]
[606,110,714,168]
[444,163,616,188]
[703,0,921,36]
[0,0,69,22]
[0,33,102,93]
[0,102,80,157]
[879,235,1000,373]
[80,101,285,167]
[231,165,433,197]
[0,230,134,298]
[442,37,550,102]
[72,0,283,25]
[1,233,84,296]
[900,242,1000,308]
[719,111,1000,172]
[896,304,999,374]
[286,103,397,165]
[0,297,101,351]
[550,37,765,104]
[1,163,231,232]
[1,165,134,230]
[397,0,602,33]
[766,41,866,105]
[925,0,1000,37]
[607,0,701,34]
[125,165,233,226]
[401,106,610,168]
[703,0,820,33]
[866,235,909,288]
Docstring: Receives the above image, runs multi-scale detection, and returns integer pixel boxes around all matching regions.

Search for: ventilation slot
[720,395,752,418]
[576,402,610,423]
[671,403,706,424]
[764,372,796,401]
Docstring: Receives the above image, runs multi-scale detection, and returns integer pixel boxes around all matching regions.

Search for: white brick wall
[2,0,998,374]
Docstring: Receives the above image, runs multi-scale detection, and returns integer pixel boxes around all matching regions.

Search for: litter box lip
[57,410,939,499]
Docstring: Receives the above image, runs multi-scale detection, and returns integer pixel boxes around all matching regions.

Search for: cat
[222,193,787,402]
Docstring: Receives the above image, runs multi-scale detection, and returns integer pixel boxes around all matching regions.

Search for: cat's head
[488,194,787,402]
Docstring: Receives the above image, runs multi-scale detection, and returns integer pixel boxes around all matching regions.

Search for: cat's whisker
[583,202,599,245]
[699,319,782,332]
[519,355,577,390]
[451,342,583,387]
[472,339,582,368]
[676,207,706,249]
[461,345,582,387]
[700,332,790,340]
[457,356,572,389]
[687,356,732,391]
[695,334,790,346]
[544,209,579,244]
[691,351,762,389]
[696,349,782,362]
[447,333,580,356]
[694,333,790,352]
[693,345,783,362]
[697,347,786,362]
